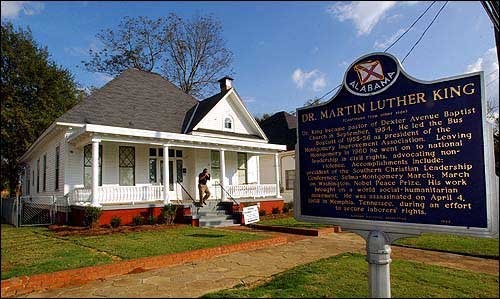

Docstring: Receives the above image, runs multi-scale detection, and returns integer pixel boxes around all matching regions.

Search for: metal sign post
[366,231,392,298]
[352,230,417,298]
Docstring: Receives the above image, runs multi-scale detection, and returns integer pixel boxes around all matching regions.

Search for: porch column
[256,155,261,185]
[91,140,101,207]
[274,153,281,198]
[163,145,170,204]
[220,149,226,201]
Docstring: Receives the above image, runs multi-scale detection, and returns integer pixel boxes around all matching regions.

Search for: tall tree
[82,14,233,98]
[83,16,168,75]
[1,22,79,193]
[162,13,233,97]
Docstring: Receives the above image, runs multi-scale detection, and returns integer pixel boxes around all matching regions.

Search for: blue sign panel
[297,52,487,228]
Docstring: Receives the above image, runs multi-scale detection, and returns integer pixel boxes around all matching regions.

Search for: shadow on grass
[186,234,225,238]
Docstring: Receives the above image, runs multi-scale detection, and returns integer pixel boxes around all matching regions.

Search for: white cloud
[374,27,408,50]
[312,76,327,92]
[292,69,316,88]
[1,1,44,19]
[292,68,327,91]
[466,47,499,117]
[327,1,397,35]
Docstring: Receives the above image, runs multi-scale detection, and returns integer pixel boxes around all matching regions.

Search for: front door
[210,150,221,199]
[158,157,185,200]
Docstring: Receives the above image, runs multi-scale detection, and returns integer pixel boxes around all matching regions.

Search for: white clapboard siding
[194,93,259,136]
[26,130,67,197]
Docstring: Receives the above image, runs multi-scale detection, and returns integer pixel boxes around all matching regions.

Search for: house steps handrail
[216,183,239,206]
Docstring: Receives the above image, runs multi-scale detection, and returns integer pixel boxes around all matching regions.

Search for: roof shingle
[259,111,297,150]
[57,69,198,133]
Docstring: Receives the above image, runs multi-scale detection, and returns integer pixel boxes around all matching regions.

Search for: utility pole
[481,1,500,63]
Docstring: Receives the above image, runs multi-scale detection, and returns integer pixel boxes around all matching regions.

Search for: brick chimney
[218,76,234,92]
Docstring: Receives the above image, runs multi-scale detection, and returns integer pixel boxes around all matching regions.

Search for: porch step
[195,200,239,227]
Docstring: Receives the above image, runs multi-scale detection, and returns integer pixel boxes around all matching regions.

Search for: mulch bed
[48,223,189,237]
[259,212,294,220]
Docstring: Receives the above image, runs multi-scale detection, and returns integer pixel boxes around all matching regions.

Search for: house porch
[66,128,285,207]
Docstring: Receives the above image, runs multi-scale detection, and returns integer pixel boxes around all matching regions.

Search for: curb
[249,224,342,236]
[1,236,287,298]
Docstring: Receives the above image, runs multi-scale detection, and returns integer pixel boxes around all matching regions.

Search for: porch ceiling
[68,124,286,154]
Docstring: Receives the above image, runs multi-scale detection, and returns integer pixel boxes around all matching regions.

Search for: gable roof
[184,88,268,141]
[182,89,229,133]
[57,68,198,133]
[259,111,297,150]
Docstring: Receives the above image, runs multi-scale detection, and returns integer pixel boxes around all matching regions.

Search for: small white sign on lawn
[243,205,260,225]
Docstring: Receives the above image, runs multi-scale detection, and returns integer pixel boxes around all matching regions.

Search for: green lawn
[393,233,499,258]
[1,224,266,280]
[1,225,112,280]
[258,217,331,229]
[66,226,265,260]
[203,253,499,298]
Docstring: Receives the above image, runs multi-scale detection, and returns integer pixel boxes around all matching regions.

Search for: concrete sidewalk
[23,231,498,298]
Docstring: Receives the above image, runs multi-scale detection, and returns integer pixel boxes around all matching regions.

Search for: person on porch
[198,168,211,205]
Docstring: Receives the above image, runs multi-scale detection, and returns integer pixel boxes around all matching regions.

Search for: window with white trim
[224,117,233,130]
[42,155,47,192]
[285,170,295,190]
[237,152,247,184]
[119,146,135,186]
[55,146,60,190]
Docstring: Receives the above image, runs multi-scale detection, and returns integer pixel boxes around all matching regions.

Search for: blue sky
[1,1,498,117]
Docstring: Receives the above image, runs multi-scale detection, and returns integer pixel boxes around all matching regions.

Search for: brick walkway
[22,231,499,298]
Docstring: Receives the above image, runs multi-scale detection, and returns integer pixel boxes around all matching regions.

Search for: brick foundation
[69,205,191,226]
[0,235,287,298]
[249,224,341,236]
[235,199,284,223]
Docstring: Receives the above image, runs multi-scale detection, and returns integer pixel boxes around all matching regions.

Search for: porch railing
[99,185,163,204]
[227,184,277,199]
[70,185,164,205]
[71,188,91,204]
[69,183,277,205]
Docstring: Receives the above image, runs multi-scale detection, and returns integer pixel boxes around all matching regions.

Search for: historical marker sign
[295,52,498,237]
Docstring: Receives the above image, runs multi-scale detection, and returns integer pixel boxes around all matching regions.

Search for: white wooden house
[19,69,286,224]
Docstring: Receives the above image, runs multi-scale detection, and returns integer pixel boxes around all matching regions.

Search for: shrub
[272,207,280,215]
[132,215,145,226]
[283,202,294,213]
[147,215,157,225]
[110,216,121,228]
[162,204,179,225]
[83,206,102,228]
[259,209,266,217]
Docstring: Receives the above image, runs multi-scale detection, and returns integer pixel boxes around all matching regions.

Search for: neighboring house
[259,111,297,203]
[19,69,286,225]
